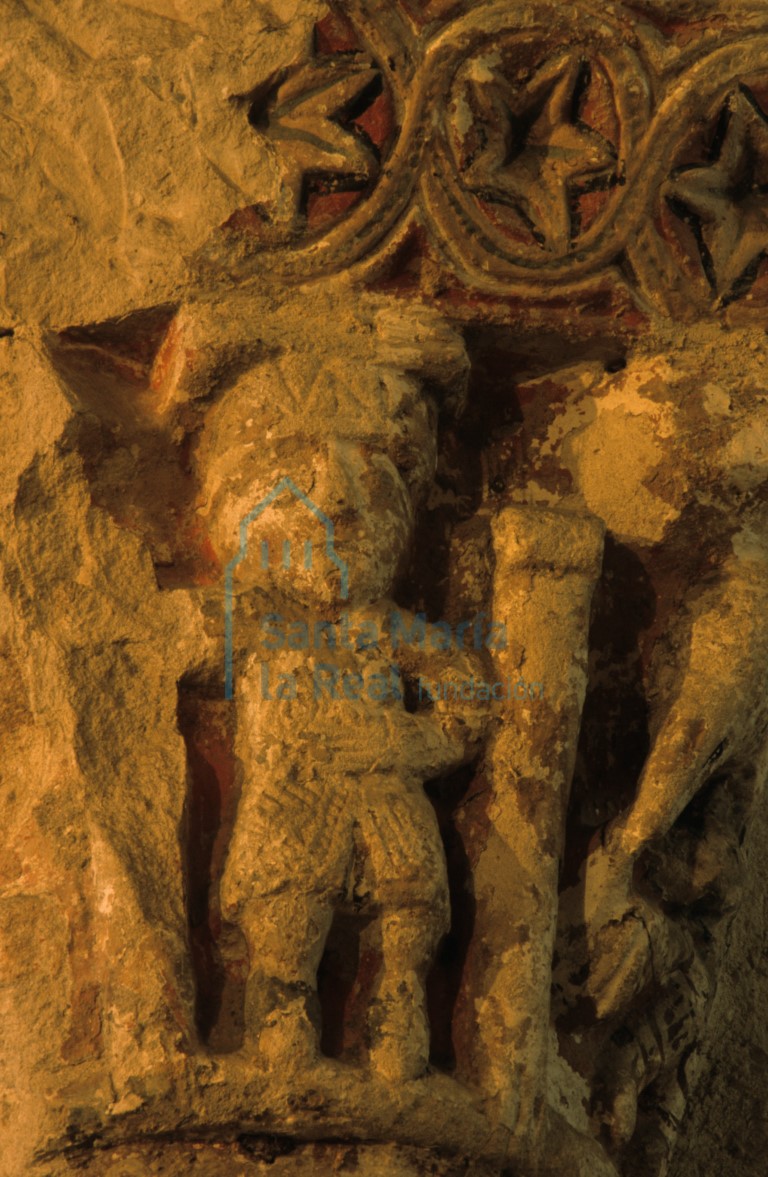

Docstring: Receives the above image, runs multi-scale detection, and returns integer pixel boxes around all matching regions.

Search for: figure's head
[160,287,469,607]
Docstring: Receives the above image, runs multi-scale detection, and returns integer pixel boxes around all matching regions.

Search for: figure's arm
[608,555,768,861]
[376,604,496,779]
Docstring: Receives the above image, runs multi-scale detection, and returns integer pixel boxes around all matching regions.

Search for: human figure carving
[503,344,768,1165]
[174,288,491,1081]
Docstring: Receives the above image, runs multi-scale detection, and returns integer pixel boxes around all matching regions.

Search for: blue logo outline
[224,476,350,699]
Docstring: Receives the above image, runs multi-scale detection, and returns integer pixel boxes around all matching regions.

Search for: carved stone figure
[510,347,768,1173]
[180,292,490,1082]
[5,3,768,1176]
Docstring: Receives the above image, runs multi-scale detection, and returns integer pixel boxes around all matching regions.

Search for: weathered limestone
[4,3,768,1176]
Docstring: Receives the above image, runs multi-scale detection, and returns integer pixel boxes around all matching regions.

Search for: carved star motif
[461,60,618,254]
[249,57,383,222]
[665,86,768,300]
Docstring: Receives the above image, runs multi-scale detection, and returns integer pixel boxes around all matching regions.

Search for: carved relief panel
[3,3,768,1177]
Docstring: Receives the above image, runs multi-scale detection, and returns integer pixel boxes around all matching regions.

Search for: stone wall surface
[3,2,768,1175]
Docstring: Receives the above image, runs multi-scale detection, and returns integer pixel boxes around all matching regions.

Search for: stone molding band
[221,2,768,318]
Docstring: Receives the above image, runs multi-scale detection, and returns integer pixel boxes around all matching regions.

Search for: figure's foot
[555,833,648,1018]
[580,830,635,932]
[368,1029,429,1084]
[593,1068,639,1150]
[193,1040,353,1111]
[607,1080,639,1148]
[544,1108,621,1177]
[257,1011,323,1073]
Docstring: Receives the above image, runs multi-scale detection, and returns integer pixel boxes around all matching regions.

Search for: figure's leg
[218,757,356,1068]
[219,808,347,1068]
[238,888,335,1068]
[367,902,448,1082]
[363,786,450,1083]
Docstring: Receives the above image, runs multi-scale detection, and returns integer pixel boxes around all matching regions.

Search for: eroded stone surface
[4,3,768,1177]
